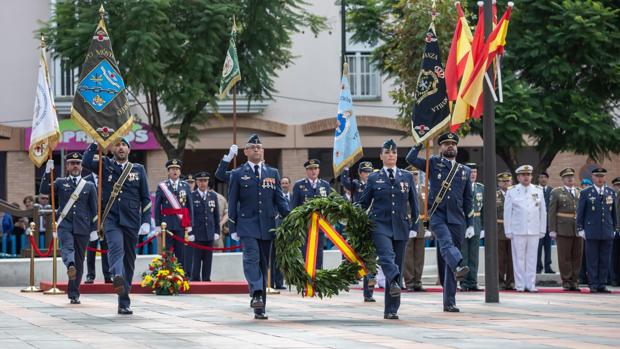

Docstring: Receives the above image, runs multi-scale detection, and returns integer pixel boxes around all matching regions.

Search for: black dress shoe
[455,266,470,281]
[469,286,483,292]
[117,306,133,315]
[70,297,81,305]
[364,297,376,302]
[84,277,95,284]
[443,305,460,312]
[275,286,287,290]
[250,292,264,309]
[545,268,556,274]
[112,275,125,295]
[384,312,399,320]
[67,265,77,281]
[104,278,113,284]
[413,286,426,292]
[562,286,571,291]
[254,313,268,320]
[388,281,401,297]
[572,286,581,292]
[597,287,612,293]
[589,288,598,293]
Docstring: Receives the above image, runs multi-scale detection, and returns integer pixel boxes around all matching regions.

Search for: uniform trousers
[556,235,583,288]
[461,233,481,289]
[371,233,406,314]
[511,235,539,291]
[165,229,185,271]
[191,240,214,281]
[240,237,271,315]
[585,239,613,290]
[430,222,464,307]
[403,237,425,289]
[86,238,111,281]
[58,229,89,299]
[104,220,138,308]
[498,239,515,288]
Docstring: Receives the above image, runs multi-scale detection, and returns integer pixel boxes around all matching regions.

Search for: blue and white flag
[333,63,363,176]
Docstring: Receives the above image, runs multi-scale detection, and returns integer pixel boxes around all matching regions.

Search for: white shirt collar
[198,188,208,197]
[595,185,605,193]
[382,166,397,174]
[248,160,263,169]
[71,175,82,182]
[115,160,128,168]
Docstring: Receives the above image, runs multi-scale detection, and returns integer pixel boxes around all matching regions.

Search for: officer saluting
[576,167,618,293]
[40,152,97,304]
[228,134,290,320]
[292,159,332,269]
[191,171,220,281]
[406,132,472,312]
[359,139,418,320]
[83,138,152,315]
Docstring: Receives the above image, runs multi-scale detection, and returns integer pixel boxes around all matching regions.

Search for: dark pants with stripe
[585,239,613,290]
[372,233,406,315]
[59,230,89,300]
[241,237,271,315]
[105,220,138,308]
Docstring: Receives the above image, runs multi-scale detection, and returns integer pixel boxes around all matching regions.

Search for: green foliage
[275,192,376,299]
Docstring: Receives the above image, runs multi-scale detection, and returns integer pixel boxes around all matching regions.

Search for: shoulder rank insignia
[376,179,385,184]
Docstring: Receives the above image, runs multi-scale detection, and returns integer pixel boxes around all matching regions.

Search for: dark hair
[281,176,291,183]
[22,196,34,205]
[539,172,549,178]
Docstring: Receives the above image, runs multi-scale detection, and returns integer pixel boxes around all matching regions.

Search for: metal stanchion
[266,242,279,295]
[160,222,167,256]
[21,222,42,293]
[44,222,64,295]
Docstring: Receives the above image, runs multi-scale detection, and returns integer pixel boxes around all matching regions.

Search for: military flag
[333,63,363,177]
[219,17,241,100]
[411,22,450,144]
[71,6,132,149]
[29,42,60,167]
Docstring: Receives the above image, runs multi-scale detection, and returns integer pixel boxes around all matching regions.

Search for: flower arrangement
[141,250,190,295]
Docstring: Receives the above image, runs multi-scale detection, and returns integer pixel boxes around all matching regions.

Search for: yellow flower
[176,280,182,286]
[183,281,190,291]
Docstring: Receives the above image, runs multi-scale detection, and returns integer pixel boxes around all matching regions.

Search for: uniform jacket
[576,185,617,240]
[496,189,508,240]
[291,178,332,209]
[504,184,547,236]
[358,168,419,241]
[191,189,220,241]
[83,143,152,231]
[472,182,484,234]
[215,159,232,183]
[40,174,97,235]
[227,162,290,240]
[548,186,580,237]
[84,173,109,209]
[340,168,366,203]
[154,179,194,232]
[406,146,473,227]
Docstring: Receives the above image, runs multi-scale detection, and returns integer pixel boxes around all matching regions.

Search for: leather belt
[473,212,481,217]
[556,212,576,218]
[497,219,504,223]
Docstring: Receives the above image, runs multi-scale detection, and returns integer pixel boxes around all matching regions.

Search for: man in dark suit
[191,172,219,281]
[40,152,97,304]
[82,138,152,315]
[227,134,290,320]
[537,172,555,274]
[84,164,112,284]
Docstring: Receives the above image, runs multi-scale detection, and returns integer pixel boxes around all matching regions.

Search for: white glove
[45,159,54,173]
[139,223,150,235]
[465,226,475,239]
[231,232,240,241]
[214,233,220,240]
[409,230,417,238]
[539,232,546,239]
[188,234,195,242]
[186,227,192,233]
[223,144,238,162]
[506,233,513,240]
[156,226,162,234]
[549,231,557,239]
[424,229,432,238]
[344,166,349,171]
[89,231,98,242]
[480,230,485,239]
[578,230,586,239]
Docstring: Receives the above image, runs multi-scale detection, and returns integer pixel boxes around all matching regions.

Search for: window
[346,52,381,100]
[50,57,79,97]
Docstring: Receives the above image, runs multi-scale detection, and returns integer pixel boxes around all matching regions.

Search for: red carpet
[351,287,620,294]
[39,281,249,294]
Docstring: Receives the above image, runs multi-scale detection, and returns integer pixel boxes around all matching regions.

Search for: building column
[7,151,35,205]
[146,150,168,193]
[280,148,308,182]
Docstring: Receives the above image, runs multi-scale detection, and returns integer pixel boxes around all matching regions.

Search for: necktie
[387,168,394,181]
[254,165,260,179]
[72,177,77,186]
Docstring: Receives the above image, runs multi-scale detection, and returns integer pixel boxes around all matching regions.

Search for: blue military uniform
[83,172,111,283]
[461,163,483,291]
[291,159,332,269]
[215,158,232,183]
[191,171,220,281]
[227,134,290,318]
[40,152,98,302]
[359,140,418,319]
[576,168,618,293]
[406,132,472,311]
[537,180,554,273]
[82,141,152,311]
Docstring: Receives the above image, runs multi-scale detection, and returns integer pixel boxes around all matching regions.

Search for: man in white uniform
[504,165,547,292]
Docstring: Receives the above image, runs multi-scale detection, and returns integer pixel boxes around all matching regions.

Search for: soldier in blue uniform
[154,159,194,273]
[576,167,618,293]
[228,134,290,320]
[40,152,97,304]
[359,139,418,319]
[291,159,332,269]
[83,138,152,315]
[84,159,112,284]
[461,163,484,292]
[342,161,377,302]
[406,132,472,312]
[191,171,220,281]
[537,172,555,274]
[215,144,239,183]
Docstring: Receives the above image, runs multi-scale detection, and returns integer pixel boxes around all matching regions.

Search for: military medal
[606,195,613,205]
[179,190,187,205]
[319,186,327,197]
[108,174,113,182]
[461,170,467,181]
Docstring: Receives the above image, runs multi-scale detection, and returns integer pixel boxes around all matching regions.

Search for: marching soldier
[504,165,546,292]
[83,139,152,315]
[576,167,617,293]
[191,172,220,281]
[154,159,194,273]
[227,134,290,320]
[496,172,515,290]
[406,132,472,312]
[40,152,97,304]
[84,163,112,284]
[403,168,431,292]
[548,167,582,291]
[342,161,377,301]
[359,139,418,319]
[291,159,332,269]
[461,163,483,292]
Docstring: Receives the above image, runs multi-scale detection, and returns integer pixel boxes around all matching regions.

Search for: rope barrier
[28,234,55,258]
[85,232,160,254]
[167,233,243,251]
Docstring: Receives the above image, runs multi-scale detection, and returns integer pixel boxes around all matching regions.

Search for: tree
[42,0,326,159]
[347,0,620,174]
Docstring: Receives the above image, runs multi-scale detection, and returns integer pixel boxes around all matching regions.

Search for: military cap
[304,159,321,169]
[358,161,374,173]
[186,174,195,182]
[115,137,131,148]
[559,167,575,177]
[497,172,512,181]
[515,165,533,174]
[591,167,607,176]
[195,171,210,180]
[382,139,397,151]
[581,178,592,186]
[405,165,419,175]
[465,162,477,170]
[246,133,262,145]
[166,159,182,169]
[437,132,459,145]
[611,177,620,185]
[65,152,82,162]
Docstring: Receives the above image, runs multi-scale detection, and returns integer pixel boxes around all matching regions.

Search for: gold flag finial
[99,4,106,19]
[40,35,46,48]
[342,62,349,77]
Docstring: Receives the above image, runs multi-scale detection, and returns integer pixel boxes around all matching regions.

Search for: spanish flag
[445,1,473,102]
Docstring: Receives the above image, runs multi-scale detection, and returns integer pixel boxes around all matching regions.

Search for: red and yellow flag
[445,2,473,102]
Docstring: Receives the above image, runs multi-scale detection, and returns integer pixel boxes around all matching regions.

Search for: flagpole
[44,154,63,295]
[424,142,430,221]
[97,148,103,240]
[232,85,237,168]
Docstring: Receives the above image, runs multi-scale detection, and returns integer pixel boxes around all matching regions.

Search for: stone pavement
[0,286,619,349]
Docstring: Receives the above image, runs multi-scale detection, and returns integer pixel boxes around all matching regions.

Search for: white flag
[29,47,60,167]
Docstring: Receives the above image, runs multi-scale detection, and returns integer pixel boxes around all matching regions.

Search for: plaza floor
[0,286,619,349]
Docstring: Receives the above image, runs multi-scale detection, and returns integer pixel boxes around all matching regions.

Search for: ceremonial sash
[99,163,134,232]
[56,179,87,228]
[305,212,368,297]
[159,182,191,228]
[428,163,461,219]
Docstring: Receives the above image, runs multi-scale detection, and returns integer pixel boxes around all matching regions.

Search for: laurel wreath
[275,192,376,298]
